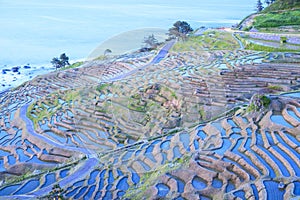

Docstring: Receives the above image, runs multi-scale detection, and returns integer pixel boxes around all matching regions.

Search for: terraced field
[237,32,300,52]
[0,32,300,199]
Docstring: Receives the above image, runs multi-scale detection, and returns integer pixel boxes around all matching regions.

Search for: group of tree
[140,21,193,52]
[51,53,70,70]
[143,34,159,48]
[140,34,160,52]
[257,0,276,12]
[265,0,276,6]
[103,48,112,56]
[168,21,193,40]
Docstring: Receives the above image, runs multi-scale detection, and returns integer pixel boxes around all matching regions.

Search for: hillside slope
[264,0,300,12]
[239,0,300,31]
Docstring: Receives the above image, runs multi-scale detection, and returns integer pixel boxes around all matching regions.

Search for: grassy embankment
[240,0,300,32]
[236,0,300,52]
[124,155,191,199]
[253,10,300,29]
[263,0,300,12]
[236,33,300,52]
[259,0,300,27]
[60,61,84,70]
[26,90,80,129]
[171,30,239,52]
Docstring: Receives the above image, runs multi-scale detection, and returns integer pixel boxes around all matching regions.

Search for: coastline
[0,59,86,93]
[0,64,54,93]
[1,1,300,199]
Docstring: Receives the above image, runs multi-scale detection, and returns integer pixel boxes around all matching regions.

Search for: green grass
[27,90,79,129]
[199,108,206,119]
[127,96,148,113]
[124,155,191,199]
[127,103,146,112]
[263,0,300,12]
[247,95,271,112]
[267,85,283,91]
[27,104,58,129]
[245,42,300,52]
[96,83,110,92]
[27,98,60,129]
[94,55,113,61]
[64,90,80,102]
[235,33,299,52]
[171,30,239,52]
[261,95,271,107]
[60,61,83,70]
[254,10,300,28]
[258,26,300,34]
[161,86,178,99]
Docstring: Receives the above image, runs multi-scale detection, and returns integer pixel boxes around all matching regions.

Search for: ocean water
[0,0,257,92]
[0,0,256,67]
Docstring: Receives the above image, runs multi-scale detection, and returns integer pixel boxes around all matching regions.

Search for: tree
[270,0,276,3]
[256,0,264,12]
[104,49,112,56]
[51,53,70,70]
[48,184,64,200]
[143,34,159,49]
[51,57,62,70]
[59,53,70,67]
[168,21,193,40]
[265,0,271,5]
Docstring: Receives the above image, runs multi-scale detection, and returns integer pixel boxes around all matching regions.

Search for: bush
[247,94,271,112]
[260,95,271,107]
[280,36,287,43]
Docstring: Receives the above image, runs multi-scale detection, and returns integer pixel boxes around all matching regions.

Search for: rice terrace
[0,0,300,199]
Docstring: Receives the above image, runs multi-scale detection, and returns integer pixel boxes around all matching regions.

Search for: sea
[0,0,257,91]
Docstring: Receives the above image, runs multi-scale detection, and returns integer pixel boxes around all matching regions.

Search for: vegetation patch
[64,90,80,102]
[267,85,283,91]
[171,30,239,52]
[61,61,84,70]
[247,94,271,112]
[253,10,300,28]
[245,42,299,52]
[96,83,111,92]
[263,0,300,12]
[27,98,60,129]
[26,90,79,128]
[124,155,191,199]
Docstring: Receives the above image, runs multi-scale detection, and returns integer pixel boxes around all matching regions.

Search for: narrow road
[232,33,244,50]
[31,158,98,197]
[110,39,175,82]
[19,104,98,197]
[149,39,176,64]
[20,104,92,155]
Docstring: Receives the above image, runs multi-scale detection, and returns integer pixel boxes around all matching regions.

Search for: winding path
[31,158,98,197]
[18,104,99,197]
[20,104,93,155]
[110,39,175,82]
[232,33,244,50]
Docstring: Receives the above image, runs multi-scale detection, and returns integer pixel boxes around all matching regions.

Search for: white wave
[40,16,83,24]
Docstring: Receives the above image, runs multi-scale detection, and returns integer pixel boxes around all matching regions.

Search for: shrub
[280,36,287,43]
[247,94,271,112]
